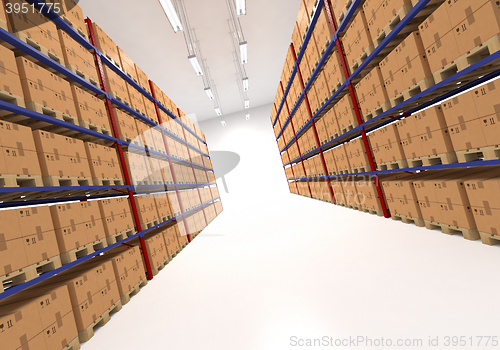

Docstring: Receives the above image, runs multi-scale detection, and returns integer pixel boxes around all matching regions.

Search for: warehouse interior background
[1,0,500,349]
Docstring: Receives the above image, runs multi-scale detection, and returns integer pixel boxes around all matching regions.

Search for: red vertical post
[290,42,337,204]
[85,18,154,280]
[323,2,390,218]
[280,81,313,198]
[148,81,191,242]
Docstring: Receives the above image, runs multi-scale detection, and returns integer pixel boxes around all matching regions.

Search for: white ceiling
[79,0,301,122]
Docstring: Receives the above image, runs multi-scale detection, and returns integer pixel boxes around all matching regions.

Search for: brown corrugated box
[419,2,459,73]
[369,123,406,164]
[0,44,24,98]
[334,93,358,130]
[98,197,134,238]
[0,121,42,177]
[344,10,373,68]
[144,232,168,269]
[355,66,389,115]
[80,201,106,244]
[332,143,351,171]
[90,21,120,66]
[49,202,87,253]
[58,29,98,83]
[71,85,111,131]
[453,1,500,56]
[18,206,59,266]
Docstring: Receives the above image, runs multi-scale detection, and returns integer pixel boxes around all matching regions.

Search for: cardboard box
[355,66,389,115]
[90,22,120,67]
[0,299,43,350]
[396,116,425,159]
[464,172,500,235]
[144,232,168,269]
[134,64,152,95]
[117,46,137,81]
[103,65,128,100]
[334,93,358,131]
[0,121,42,177]
[60,0,87,38]
[441,91,489,151]
[413,106,454,157]
[395,32,431,88]
[80,201,106,243]
[369,123,406,164]
[344,11,373,68]
[32,130,75,178]
[65,137,91,179]
[98,197,134,238]
[17,206,59,266]
[49,203,87,253]
[454,1,500,56]
[364,0,385,42]
[114,108,139,140]
[332,143,350,171]
[0,210,29,275]
[71,85,111,131]
[58,29,98,84]
[0,44,24,97]
[136,195,159,225]
[6,1,64,59]
[419,3,460,73]
[345,137,370,169]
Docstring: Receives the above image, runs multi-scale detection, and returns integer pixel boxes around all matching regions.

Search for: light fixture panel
[244,100,250,109]
[243,78,249,91]
[188,55,203,76]
[239,41,248,64]
[158,0,184,32]
[205,88,214,100]
[236,0,246,16]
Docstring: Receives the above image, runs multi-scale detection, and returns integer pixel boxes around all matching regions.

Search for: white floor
[83,106,500,350]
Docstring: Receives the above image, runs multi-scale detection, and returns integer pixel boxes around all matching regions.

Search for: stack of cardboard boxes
[343,10,373,71]
[0,206,61,293]
[420,0,500,83]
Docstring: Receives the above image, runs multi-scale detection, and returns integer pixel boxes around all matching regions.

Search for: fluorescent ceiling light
[215,108,222,116]
[239,41,248,64]
[246,113,250,120]
[221,120,226,126]
[205,88,214,100]
[243,77,249,91]
[158,0,183,32]
[236,0,246,16]
[188,55,203,76]
[244,100,250,109]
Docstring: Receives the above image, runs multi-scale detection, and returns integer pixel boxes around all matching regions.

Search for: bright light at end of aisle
[158,0,183,32]
[188,55,203,76]
[205,88,214,100]
[236,0,246,16]
[239,41,248,64]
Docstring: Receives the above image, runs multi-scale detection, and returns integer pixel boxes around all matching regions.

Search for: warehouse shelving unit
[273,0,500,213]
[0,0,221,303]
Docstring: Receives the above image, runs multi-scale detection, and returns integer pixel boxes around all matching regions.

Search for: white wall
[199,104,289,201]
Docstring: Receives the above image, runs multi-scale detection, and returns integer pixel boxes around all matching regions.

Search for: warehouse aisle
[83,175,500,350]
[80,104,500,350]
